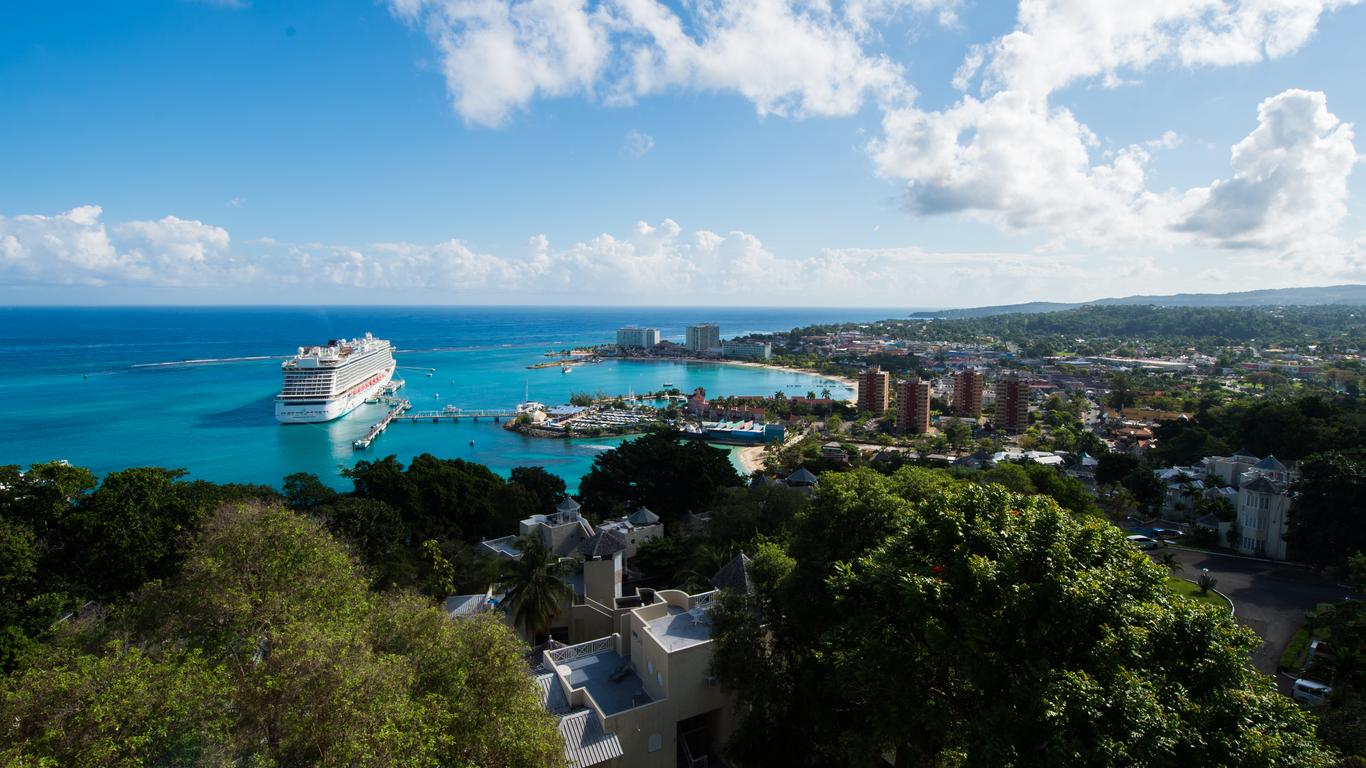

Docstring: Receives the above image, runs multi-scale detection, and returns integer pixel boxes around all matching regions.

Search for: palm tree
[496,538,574,644]
[1159,551,1183,575]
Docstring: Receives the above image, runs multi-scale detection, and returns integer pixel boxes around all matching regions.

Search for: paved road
[1158,548,1354,685]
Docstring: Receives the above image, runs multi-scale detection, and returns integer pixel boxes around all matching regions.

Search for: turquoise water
[0,307,877,489]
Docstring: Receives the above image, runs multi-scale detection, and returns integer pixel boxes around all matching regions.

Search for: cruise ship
[275,333,396,423]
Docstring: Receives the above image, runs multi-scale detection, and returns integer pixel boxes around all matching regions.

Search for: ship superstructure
[275,332,395,423]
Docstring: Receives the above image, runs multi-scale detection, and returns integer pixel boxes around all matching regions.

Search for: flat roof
[644,605,714,652]
[560,649,652,715]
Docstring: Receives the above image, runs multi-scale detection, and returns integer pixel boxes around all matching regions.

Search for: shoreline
[733,445,766,475]
[614,355,858,403]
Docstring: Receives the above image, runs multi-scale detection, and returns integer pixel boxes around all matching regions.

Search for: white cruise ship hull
[276,364,395,424]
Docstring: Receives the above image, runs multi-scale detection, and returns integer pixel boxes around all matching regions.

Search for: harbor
[351,398,412,450]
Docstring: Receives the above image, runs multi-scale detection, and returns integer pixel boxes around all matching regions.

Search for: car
[1308,639,1335,665]
[1126,534,1159,550]
[1292,678,1332,707]
[1150,527,1183,538]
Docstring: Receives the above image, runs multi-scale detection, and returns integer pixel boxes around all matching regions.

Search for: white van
[1292,678,1332,707]
[1126,534,1158,550]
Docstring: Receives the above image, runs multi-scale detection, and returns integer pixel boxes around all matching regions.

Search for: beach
[734,445,767,475]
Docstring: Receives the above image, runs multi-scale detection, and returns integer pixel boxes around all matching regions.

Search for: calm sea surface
[0,306,897,490]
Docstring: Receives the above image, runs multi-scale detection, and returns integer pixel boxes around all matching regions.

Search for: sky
[1,0,1364,308]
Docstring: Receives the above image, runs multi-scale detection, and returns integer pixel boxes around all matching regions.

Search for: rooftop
[644,604,715,652]
[558,648,653,715]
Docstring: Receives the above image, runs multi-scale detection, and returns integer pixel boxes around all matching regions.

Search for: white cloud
[389,0,935,126]
[623,128,655,157]
[1178,89,1358,247]
[871,1,1360,249]
[0,206,236,286]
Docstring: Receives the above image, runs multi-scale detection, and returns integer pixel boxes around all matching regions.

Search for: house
[785,467,819,488]
[531,555,754,766]
[821,442,850,463]
[1199,452,1299,560]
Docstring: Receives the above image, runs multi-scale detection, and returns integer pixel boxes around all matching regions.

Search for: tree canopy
[710,468,1333,767]
[577,429,743,523]
[0,502,563,768]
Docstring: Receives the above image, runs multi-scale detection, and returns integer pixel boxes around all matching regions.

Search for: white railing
[547,635,616,665]
[691,590,718,609]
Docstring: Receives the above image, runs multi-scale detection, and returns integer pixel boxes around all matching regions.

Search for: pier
[395,408,518,422]
[352,399,412,450]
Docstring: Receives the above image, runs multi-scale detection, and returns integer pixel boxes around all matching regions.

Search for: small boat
[663,381,674,388]
[468,439,475,447]
[434,393,440,399]
[561,364,572,374]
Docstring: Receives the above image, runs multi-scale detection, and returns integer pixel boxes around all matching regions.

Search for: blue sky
[2,0,1364,307]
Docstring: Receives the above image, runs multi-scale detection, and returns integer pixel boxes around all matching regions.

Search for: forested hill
[913,284,1366,319]
[791,304,1366,354]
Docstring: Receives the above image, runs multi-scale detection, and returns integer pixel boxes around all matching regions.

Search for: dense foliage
[709,468,1334,767]
[577,429,743,523]
[0,502,562,767]
[786,305,1366,355]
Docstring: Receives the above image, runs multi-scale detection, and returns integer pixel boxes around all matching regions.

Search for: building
[993,375,1028,432]
[531,554,757,767]
[857,366,890,415]
[1199,453,1298,560]
[896,377,931,434]
[616,326,661,349]
[953,368,984,416]
[684,323,720,353]
[720,338,772,360]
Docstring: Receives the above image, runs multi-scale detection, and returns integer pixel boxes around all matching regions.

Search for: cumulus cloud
[0,206,237,286]
[1178,89,1358,247]
[871,1,1360,248]
[388,0,945,126]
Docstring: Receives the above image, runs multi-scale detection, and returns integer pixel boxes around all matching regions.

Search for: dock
[395,408,517,422]
[352,399,412,450]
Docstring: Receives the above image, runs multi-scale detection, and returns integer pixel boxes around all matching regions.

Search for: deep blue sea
[0,306,897,490]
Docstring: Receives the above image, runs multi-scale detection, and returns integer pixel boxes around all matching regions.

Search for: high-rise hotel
[684,323,720,353]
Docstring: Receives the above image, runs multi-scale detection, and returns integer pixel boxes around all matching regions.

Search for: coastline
[615,355,857,403]
[733,445,766,475]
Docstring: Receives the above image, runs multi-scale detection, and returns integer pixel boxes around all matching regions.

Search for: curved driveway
[1159,548,1355,682]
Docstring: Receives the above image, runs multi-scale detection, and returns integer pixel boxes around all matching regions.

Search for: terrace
[548,639,654,716]
[644,603,715,652]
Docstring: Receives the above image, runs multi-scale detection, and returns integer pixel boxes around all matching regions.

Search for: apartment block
[953,368,984,416]
[993,375,1028,433]
[897,377,931,434]
[857,366,890,416]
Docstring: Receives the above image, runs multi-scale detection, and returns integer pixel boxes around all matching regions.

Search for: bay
[0,306,894,490]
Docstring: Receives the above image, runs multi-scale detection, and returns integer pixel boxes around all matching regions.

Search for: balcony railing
[546,635,615,665]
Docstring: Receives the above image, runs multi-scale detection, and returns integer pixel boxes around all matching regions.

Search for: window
[647,659,654,674]
[648,734,662,753]
[657,671,664,687]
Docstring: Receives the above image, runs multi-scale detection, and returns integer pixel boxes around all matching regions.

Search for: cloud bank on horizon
[2,0,1364,306]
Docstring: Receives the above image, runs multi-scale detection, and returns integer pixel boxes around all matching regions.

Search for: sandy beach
[616,355,858,403]
[734,445,767,475]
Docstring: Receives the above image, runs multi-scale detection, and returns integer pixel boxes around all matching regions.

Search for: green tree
[713,470,1334,767]
[1288,452,1366,568]
[509,466,568,514]
[1,502,564,768]
[578,429,742,523]
[495,538,573,644]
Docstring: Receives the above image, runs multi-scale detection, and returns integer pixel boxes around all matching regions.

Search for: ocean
[0,306,896,490]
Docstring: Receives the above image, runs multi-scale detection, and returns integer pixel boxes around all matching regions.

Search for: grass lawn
[1167,576,1233,613]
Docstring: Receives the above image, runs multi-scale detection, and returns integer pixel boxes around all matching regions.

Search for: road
[1159,548,1354,687]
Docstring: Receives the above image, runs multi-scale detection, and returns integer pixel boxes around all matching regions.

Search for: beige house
[536,587,733,767]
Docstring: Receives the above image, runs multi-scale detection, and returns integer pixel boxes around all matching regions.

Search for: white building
[721,338,772,360]
[684,323,720,353]
[616,327,661,349]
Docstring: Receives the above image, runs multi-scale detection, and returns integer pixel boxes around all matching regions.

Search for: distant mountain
[913,285,1366,319]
